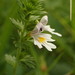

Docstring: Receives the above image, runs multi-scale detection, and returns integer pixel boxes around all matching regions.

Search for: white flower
[32,33,56,51]
[31,15,62,51]
[32,15,62,36]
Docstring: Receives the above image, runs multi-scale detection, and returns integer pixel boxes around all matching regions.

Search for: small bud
[41,64,47,72]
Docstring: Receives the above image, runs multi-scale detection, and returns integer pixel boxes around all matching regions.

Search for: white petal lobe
[40,15,48,25]
[34,39,42,48]
[51,32,62,37]
[42,43,52,51]
[44,25,62,37]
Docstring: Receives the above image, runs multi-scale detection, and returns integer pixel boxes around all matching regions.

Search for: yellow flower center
[38,37,46,43]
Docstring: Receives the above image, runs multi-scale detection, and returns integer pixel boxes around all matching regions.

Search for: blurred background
[0,0,75,75]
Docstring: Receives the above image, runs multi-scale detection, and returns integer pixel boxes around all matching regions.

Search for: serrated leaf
[5,54,17,68]
[10,18,24,31]
[29,15,40,21]
[20,55,35,68]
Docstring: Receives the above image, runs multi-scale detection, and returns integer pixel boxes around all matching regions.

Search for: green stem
[13,66,17,75]
[19,33,22,58]
[14,32,22,75]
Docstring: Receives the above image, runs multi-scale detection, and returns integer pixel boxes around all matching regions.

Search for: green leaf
[5,54,17,68]
[20,55,35,68]
[10,18,24,31]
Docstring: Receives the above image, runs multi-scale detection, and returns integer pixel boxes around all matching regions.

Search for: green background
[0,0,75,75]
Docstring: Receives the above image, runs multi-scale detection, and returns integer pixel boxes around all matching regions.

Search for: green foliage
[0,0,74,75]
[5,54,17,68]
[17,0,47,31]
[10,18,24,32]
[20,54,35,68]
[7,0,48,74]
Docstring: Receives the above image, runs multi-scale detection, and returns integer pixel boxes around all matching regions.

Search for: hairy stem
[13,32,23,75]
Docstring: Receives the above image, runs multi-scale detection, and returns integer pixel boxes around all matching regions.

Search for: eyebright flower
[31,15,62,51]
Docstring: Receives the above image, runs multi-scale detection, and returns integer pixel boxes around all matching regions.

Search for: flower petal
[36,22,44,32]
[38,33,52,38]
[51,32,62,37]
[47,42,56,49]
[44,25,55,32]
[42,42,52,51]
[38,33,55,42]
[40,15,48,25]
[34,38,42,49]
[42,42,56,51]
[44,25,62,37]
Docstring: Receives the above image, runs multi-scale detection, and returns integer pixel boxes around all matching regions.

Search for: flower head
[31,15,62,51]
